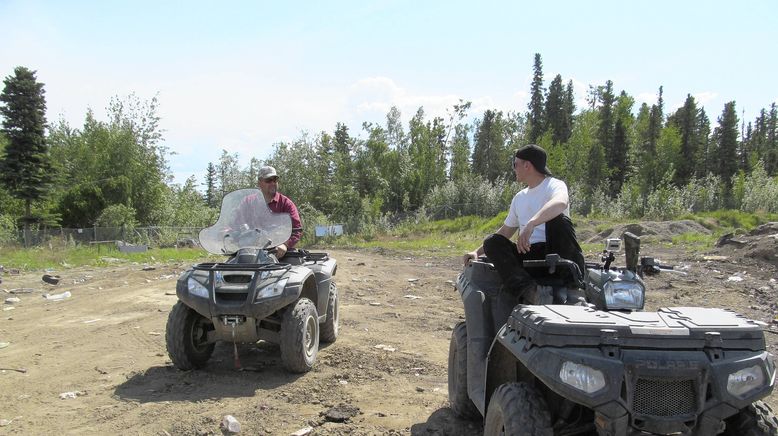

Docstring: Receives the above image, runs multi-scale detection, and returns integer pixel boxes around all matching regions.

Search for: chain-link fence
[9,226,203,248]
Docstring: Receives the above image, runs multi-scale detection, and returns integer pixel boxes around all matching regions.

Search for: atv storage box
[494,305,775,435]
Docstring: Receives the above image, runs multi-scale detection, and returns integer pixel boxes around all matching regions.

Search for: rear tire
[484,382,553,436]
[320,283,339,343]
[448,322,479,419]
[165,301,215,370]
[280,298,319,373]
[723,401,778,436]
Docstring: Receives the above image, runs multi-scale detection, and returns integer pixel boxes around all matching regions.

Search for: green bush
[425,177,519,219]
[741,163,778,213]
[96,204,138,227]
[0,214,18,246]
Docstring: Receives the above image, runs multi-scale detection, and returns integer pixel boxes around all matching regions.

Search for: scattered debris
[59,391,86,400]
[165,291,176,296]
[9,288,34,294]
[403,295,422,300]
[702,255,728,261]
[726,276,744,283]
[83,319,101,324]
[356,262,365,266]
[0,342,9,349]
[374,344,396,352]
[321,403,360,423]
[407,278,419,283]
[716,233,747,248]
[42,291,71,301]
[8,269,20,275]
[0,416,22,427]
[148,332,161,336]
[290,426,314,436]
[369,302,381,306]
[415,386,425,392]
[142,266,156,271]
[2,307,14,312]
[5,297,20,304]
[42,274,61,285]
[221,415,241,433]
[0,367,27,373]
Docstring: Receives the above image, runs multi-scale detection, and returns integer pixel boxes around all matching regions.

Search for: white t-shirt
[504,177,570,245]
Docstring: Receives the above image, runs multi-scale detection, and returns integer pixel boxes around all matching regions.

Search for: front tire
[165,301,215,370]
[448,322,479,419]
[484,382,553,436]
[280,298,320,373]
[320,283,339,343]
[723,401,778,436]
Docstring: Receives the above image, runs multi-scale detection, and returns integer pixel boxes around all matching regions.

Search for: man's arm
[462,224,518,265]
[516,190,568,254]
[271,195,302,259]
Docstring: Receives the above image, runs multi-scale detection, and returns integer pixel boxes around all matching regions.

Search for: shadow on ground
[114,342,305,403]
[410,407,483,436]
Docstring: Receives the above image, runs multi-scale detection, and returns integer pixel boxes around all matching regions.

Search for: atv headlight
[727,365,766,397]
[603,280,644,310]
[187,277,209,298]
[255,278,288,301]
[559,361,606,394]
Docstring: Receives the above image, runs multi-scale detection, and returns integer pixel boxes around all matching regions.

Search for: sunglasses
[263,177,279,183]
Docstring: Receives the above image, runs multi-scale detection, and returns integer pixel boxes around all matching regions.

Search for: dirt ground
[1,222,778,435]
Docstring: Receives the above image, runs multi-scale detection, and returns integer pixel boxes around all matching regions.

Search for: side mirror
[623,232,640,274]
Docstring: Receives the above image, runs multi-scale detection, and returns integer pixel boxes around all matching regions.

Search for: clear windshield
[198,189,292,255]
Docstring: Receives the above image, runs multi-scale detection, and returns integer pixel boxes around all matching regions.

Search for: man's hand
[275,243,288,259]
[516,222,535,254]
[462,251,478,265]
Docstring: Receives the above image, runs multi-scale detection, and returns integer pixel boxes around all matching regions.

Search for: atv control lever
[523,254,584,287]
[639,257,686,276]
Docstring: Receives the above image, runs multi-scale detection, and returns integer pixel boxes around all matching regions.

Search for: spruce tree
[668,94,699,185]
[472,110,505,183]
[695,108,712,177]
[610,91,634,193]
[204,162,217,207]
[0,66,52,244]
[767,103,778,175]
[527,53,545,143]
[597,81,616,191]
[716,101,740,194]
[562,80,575,143]
[545,74,566,144]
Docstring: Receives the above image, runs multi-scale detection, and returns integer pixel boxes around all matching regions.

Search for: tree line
[1,55,778,243]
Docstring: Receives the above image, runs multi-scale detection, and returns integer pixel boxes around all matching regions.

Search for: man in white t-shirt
[463,144,585,304]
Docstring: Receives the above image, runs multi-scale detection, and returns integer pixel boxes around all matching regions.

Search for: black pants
[482,214,585,303]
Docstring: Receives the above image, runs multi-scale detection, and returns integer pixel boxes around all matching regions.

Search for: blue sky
[2,0,776,187]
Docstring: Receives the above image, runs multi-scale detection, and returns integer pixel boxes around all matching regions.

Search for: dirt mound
[582,220,711,244]
[713,222,778,266]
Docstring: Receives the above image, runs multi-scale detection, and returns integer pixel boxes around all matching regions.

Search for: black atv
[165,189,339,373]
[449,233,777,435]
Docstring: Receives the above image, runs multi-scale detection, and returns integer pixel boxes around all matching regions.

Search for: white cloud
[693,91,718,105]
[347,76,463,123]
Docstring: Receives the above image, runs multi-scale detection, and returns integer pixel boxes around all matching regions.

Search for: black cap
[515,144,552,176]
